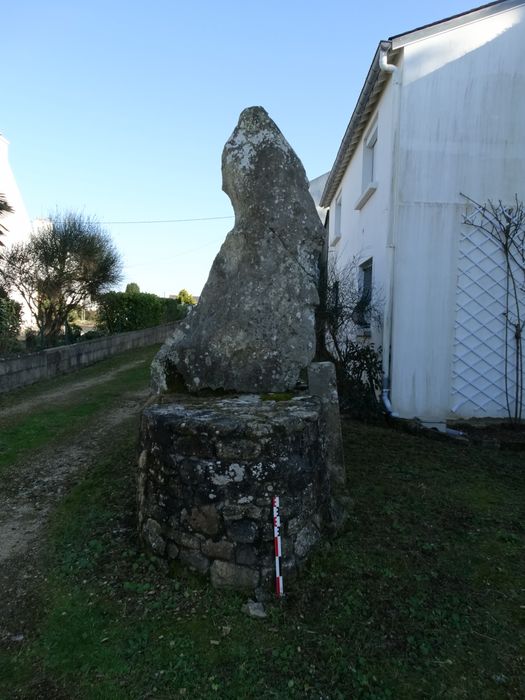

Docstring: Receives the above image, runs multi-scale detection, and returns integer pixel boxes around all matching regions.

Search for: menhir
[151,106,326,394]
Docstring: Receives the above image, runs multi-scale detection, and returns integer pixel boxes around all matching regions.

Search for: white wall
[328,77,396,348]
[0,136,31,247]
[0,135,33,327]
[391,3,525,419]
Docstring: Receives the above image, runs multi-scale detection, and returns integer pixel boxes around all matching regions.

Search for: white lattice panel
[451,227,523,418]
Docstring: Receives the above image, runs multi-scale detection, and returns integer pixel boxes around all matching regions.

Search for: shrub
[97,292,187,334]
[322,256,384,421]
[161,297,187,323]
[80,329,107,342]
[334,339,383,420]
[0,296,22,353]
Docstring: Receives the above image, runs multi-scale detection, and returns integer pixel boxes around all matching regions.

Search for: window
[355,120,378,210]
[352,258,373,328]
[362,125,377,190]
[332,192,342,245]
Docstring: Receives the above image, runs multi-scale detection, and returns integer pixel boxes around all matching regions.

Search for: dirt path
[0,358,146,420]
[0,385,149,645]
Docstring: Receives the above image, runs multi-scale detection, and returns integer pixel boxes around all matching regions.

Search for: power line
[100,215,233,225]
[122,237,224,268]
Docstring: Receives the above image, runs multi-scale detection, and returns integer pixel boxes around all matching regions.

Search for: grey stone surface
[179,549,210,574]
[143,518,165,556]
[210,561,260,589]
[188,505,220,536]
[307,361,348,527]
[151,106,326,394]
[202,539,234,561]
[295,523,321,559]
[227,519,258,544]
[241,600,267,619]
[138,394,332,590]
[166,542,179,559]
[235,544,258,567]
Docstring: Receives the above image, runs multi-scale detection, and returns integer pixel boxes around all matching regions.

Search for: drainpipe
[379,41,400,416]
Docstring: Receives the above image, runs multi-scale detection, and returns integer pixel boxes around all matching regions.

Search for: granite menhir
[151,106,326,394]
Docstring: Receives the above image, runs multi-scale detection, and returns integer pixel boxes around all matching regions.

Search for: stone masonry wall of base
[138,394,331,591]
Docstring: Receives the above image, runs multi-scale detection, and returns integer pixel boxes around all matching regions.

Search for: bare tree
[322,254,383,418]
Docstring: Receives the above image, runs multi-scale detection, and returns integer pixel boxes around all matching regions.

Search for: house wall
[327,78,397,349]
[0,136,31,247]
[391,3,525,420]
[0,135,33,325]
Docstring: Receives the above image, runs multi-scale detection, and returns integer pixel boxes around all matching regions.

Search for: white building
[0,134,33,325]
[0,135,31,247]
[321,0,525,424]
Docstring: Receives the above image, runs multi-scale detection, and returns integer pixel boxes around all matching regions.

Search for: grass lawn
[0,352,523,698]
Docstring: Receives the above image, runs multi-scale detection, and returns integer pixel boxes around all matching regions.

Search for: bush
[0,296,22,353]
[80,329,108,342]
[97,292,187,334]
[161,297,187,323]
[334,339,383,420]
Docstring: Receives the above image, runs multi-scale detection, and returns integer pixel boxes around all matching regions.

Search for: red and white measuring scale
[272,495,284,597]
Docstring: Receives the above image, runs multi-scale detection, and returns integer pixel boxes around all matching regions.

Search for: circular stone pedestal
[138,394,330,590]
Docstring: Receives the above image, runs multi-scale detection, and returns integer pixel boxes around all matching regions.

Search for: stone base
[138,393,333,590]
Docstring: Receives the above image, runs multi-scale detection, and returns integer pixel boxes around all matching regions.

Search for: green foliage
[177,288,195,305]
[162,296,187,323]
[97,291,187,334]
[0,211,122,346]
[125,282,140,294]
[0,193,14,242]
[0,295,21,352]
[2,391,524,698]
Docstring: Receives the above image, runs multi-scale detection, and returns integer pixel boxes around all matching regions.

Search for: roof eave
[390,0,524,49]
[320,42,398,208]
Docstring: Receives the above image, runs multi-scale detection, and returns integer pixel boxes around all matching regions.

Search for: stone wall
[0,323,180,394]
[138,394,331,590]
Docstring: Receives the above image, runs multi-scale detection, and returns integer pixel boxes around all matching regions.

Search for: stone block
[166,543,179,559]
[235,544,258,567]
[179,549,210,574]
[295,523,320,559]
[188,505,220,536]
[210,561,260,590]
[202,539,234,561]
[170,530,203,550]
[227,519,258,544]
[142,518,165,556]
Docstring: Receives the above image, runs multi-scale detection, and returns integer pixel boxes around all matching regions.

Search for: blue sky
[3,0,478,295]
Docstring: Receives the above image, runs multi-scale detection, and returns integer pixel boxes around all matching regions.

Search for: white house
[0,134,33,325]
[321,0,525,425]
[0,135,31,247]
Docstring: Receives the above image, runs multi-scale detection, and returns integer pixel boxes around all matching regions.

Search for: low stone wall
[138,394,331,591]
[0,323,179,394]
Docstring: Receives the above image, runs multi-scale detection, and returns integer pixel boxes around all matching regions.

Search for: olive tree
[0,211,122,345]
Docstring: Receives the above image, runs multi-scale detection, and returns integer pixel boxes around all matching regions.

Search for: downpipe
[379,41,399,418]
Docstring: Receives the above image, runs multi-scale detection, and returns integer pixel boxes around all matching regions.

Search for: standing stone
[151,106,326,394]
